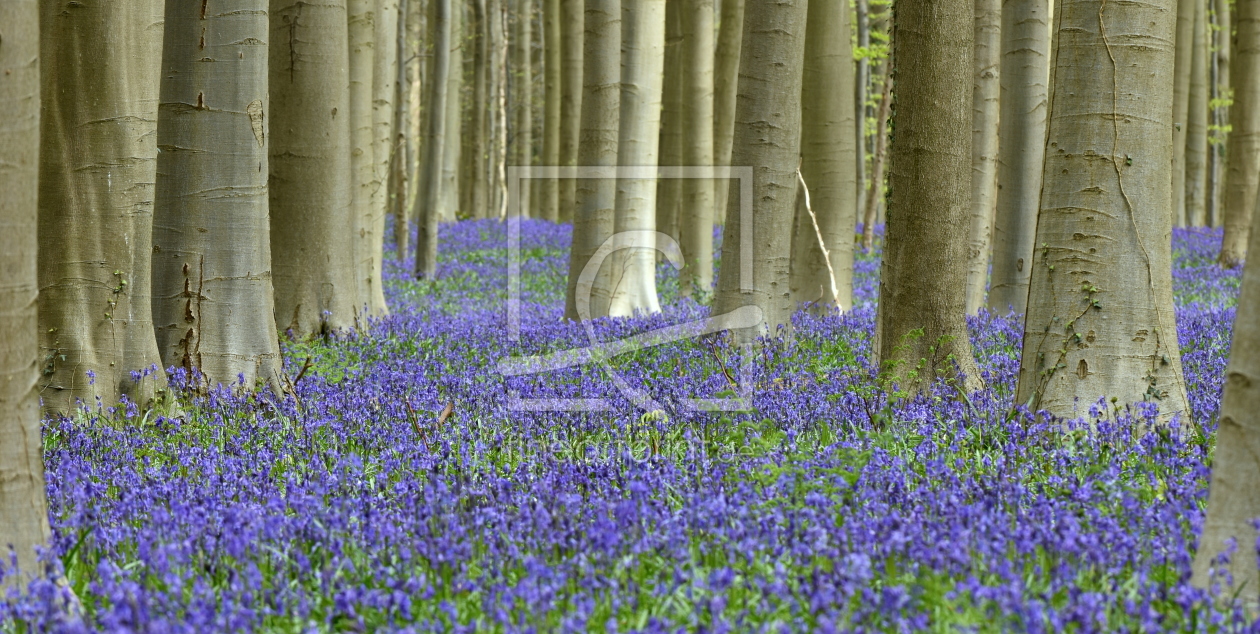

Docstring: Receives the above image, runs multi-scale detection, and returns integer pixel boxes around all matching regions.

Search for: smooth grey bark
[391,0,412,258]
[655,0,684,252]
[855,0,870,223]
[1174,0,1195,225]
[558,0,584,223]
[679,0,716,299]
[1191,198,1260,606]
[373,0,399,301]
[490,0,509,218]
[712,0,743,225]
[878,0,983,393]
[861,64,891,252]
[440,0,464,221]
[541,0,562,221]
[965,0,1001,314]
[463,0,490,219]
[564,0,620,320]
[511,0,533,215]
[988,0,1051,313]
[1186,0,1210,226]
[38,0,167,413]
[0,0,53,581]
[1220,0,1260,267]
[712,0,808,338]
[153,0,283,392]
[415,0,452,277]
[791,0,856,312]
[269,0,359,337]
[1208,0,1230,227]
[1014,0,1190,424]
[350,0,381,316]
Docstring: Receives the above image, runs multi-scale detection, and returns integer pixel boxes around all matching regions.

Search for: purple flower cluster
[3,221,1254,632]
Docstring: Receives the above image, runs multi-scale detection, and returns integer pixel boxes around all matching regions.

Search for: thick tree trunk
[558,0,584,223]
[1186,0,1210,226]
[965,0,1001,314]
[541,0,562,221]
[373,0,399,303]
[0,0,53,581]
[988,0,1051,313]
[679,0,716,298]
[1174,0,1195,226]
[1015,0,1190,424]
[416,0,452,277]
[1191,196,1260,605]
[510,0,533,215]
[791,0,856,313]
[1220,0,1260,268]
[608,0,667,316]
[861,65,892,252]
[712,0,808,338]
[878,0,982,393]
[655,0,684,252]
[392,0,412,259]
[564,0,620,320]
[38,0,166,413]
[350,0,381,315]
[440,0,464,221]
[269,0,359,337]
[153,0,283,392]
[712,0,743,226]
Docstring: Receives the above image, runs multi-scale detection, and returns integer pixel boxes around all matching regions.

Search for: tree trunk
[712,0,743,226]
[416,0,452,277]
[269,0,359,337]
[564,0,620,320]
[1191,196,1260,605]
[878,0,982,393]
[1208,0,1230,227]
[392,0,412,259]
[350,0,381,315]
[0,0,53,581]
[855,0,870,225]
[512,0,533,216]
[679,0,716,298]
[373,0,399,302]
[861,64,892,252]
[406,0,423,214]
[988,0,1051,313]
[655,0,684,252]
[541,0,562,221]
[440,0,464,221]
[558,0,584,222]
[153,0,283,392]
[791,0,856,312]
[1174,0,1195,226]
[490,0,509,218]
[1186,0,1210,226]
[1015,0,1190,424]
[464,0,491,219]
[965,0,1001,314]
[712,0,808,338]
[38,0,166,413]
[1220,0,1260,268]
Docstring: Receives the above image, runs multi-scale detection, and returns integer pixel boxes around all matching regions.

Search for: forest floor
[3,222,1254,632]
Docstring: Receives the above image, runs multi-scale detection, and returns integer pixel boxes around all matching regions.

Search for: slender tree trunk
[440,0,464,221]
[608,0,667,316]
[1186,0,1210,226]
[491,0,510,218]
[464,0,490,219]
[407,0,423,214]
[541,0,562,221]
[38,0,166,413]
[416,0,452,277]
[373,0,399,305]
[392,0,412,259]
[1191,195,1260,605]
[679,0,716,298]
[1015,0,1190,424]
[269,0,359,337]
[855,0,870,223]
[1174,0,1196,226]
[878,0,982,393]
[656,0,684,251]
[350,0,381,315]
[558,0,584,222]
[712,0,808,338]
[512,0,533,215]
[0,0,52,581]
[1220,0,1260,268]
[861,64,892,252]
[1208,0,1230,227]
[712,0,743,225]
[791,0,856,312]
[153,0,283,392]
[965,0,1001,314]
[988,0,1051,313]
[564,0,621,320]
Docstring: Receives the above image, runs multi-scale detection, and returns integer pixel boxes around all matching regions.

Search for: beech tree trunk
[655,0,684,252]
[511,0,533,215]
[440,0,464,221]
[712,0,744,226]
[791,0,856,313]
[464,0,491,219]
[391,0,412,259]
[564,0,620,320]
[1174,0,1195,225]
[490,0,509,218]
[349,0,381,315]
[38,0,166,413]
[679,0,716,298]
[373,0,399,301]
[878,0,983,393]
[541,0,562,221]
[269,0,359,337]
[558,0,584,223]
[712,0,808,338]
[1220,0,1260,267]
[0,0,53,581]
[1014,0,1190,424]
[861,64,892,252]
[415,0,452,277]
[1207,0,1230,227]
[1186,0,1210,226]
[153,0,283,392]
[855,0,870,222]
[964,0,1001,314]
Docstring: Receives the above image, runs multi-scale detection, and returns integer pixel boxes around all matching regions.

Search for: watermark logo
[495,166,761,412]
